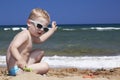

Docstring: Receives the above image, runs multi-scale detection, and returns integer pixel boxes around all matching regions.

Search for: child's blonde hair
[28,8,50,23]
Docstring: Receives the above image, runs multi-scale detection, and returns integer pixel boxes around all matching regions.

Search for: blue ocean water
[0,24,120,56]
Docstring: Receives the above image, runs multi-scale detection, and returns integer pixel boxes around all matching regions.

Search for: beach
[1,55,120,80]
[0,67,120,80]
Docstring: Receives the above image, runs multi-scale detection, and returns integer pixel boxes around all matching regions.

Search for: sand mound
[1,67,120,80]
[9,72,109,80]
[9,72,42,80]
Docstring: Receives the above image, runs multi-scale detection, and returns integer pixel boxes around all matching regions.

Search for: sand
[0,67,120,80]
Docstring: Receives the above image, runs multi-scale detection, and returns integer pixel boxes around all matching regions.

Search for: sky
[0,0,120,25]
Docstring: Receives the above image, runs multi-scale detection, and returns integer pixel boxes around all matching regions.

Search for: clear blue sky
[0,0,120,25]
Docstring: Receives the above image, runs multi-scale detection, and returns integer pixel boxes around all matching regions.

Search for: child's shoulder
[18,29,29,34]
[16,30,29,38]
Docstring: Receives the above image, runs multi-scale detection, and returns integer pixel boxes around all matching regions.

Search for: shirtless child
[6,8,57,76]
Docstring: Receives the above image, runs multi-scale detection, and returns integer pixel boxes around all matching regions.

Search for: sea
[1,24,120,69]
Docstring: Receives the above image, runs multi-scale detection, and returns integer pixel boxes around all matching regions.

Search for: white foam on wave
[3,27,27,31]
[63,28,75,31]
[0,56,6,67]
[21,27,27,30]
[1,55,120,69]
[91,27,120,31]
[82,27,120,31]
[12,27,21,31]
[43,55,120,69]
[4,28,11,31]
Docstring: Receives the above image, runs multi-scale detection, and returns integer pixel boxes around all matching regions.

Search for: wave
[62,27,120,31]
[63,28,76,31]
[2,26,120,31]
[43,55,120,69]
[3,27,27,31]
[81,27,120,31]
[0,56,6,67]
[1,55,120,69]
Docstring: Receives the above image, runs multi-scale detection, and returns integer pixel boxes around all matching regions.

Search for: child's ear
[27,20,31,27]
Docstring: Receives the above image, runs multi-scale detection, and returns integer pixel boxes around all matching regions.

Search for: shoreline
[0,67,120,80]
[1,55,120,69]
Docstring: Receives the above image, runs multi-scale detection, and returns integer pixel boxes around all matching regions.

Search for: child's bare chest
[19,38,32,55]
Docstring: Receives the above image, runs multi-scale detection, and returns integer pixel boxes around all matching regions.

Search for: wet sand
[0,67,120,80]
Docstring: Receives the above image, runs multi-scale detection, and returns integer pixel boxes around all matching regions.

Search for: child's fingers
[52,21,57,27]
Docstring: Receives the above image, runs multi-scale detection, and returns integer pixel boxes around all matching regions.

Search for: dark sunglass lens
[44,28,49,32]
[37,24,42,29]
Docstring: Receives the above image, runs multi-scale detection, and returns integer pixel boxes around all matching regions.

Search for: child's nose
[38,29,44,33]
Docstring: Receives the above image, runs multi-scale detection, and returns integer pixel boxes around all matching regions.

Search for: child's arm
[10,31,28,69]
[39,21,57,42]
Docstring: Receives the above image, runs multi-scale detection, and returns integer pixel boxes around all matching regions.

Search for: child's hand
[51,21,57,31]
[17,59,27,70]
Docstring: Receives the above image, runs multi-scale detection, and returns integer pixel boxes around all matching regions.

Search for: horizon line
[0,23,120,26]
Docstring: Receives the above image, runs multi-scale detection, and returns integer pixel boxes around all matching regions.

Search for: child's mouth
[38,33,41,35]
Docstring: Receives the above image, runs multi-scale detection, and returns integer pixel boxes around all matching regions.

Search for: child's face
[28,17,49,37]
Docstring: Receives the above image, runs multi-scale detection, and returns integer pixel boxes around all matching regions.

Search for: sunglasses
[30,20,49,32]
